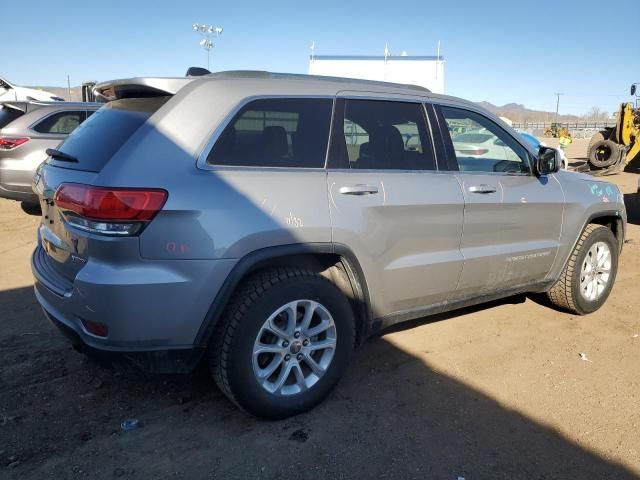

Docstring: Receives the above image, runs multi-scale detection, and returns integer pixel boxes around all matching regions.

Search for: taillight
[54,183,167,236]
[457,148,489,156]
[0,137,29,150]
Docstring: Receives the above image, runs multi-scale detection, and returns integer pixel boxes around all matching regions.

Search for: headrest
[262,125,289,158]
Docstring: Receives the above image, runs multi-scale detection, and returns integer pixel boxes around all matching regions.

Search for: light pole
[192,22,223,70]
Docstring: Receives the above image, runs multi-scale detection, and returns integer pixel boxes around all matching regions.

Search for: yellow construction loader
[586,84,640,175]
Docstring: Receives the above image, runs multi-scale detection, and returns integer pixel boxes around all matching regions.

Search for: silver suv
[0,101,100,205]
[31,72,626,419]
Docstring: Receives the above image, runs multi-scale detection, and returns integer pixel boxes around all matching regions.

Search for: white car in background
[451,131,520,160]
[0,76,64,102]
[450,129,568,172]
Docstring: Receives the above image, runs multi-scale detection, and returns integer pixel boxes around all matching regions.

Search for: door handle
[339,185,379,195]
[468,184,497,194]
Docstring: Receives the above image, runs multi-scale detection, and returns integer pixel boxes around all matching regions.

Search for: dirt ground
[1,139,639,479]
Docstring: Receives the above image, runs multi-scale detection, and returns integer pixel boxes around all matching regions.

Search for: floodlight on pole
[192,22,223,70]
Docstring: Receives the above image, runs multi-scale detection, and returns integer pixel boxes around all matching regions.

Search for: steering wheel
[493,160,523,173]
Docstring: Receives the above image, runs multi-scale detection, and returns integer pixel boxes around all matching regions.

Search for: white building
[308,54,444,93]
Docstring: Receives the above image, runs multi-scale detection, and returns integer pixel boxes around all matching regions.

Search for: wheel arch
[551,210,625,286]
[588,213,625,253]
[194,243,373,348]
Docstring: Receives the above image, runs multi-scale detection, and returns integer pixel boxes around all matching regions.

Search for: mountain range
[475,101,581,123]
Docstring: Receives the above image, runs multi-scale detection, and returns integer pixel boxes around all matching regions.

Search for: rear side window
[33,111,85,134]
[329,99,436,170]
[0,106,24,129]
[51,97,169,172]
[207,98,333,168]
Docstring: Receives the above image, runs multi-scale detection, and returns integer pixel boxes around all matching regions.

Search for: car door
[327,95,465,320]
[433,104,564,299]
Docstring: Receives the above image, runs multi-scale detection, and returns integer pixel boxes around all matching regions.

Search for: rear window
[0,106,24,129]
[33,111,86,134]
[207,98,333,168]
[49,97,169,172]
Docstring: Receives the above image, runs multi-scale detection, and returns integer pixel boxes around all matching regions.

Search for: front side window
[330,99,435,170]
[440,106,530,174]
[34,111,86,134]
[207,98,333,168]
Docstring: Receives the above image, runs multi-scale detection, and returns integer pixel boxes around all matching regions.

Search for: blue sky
[3,0,638,115]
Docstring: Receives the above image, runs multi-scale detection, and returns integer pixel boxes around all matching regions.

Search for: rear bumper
[0,158,39,204]
[0,183,38,203]
[31,244,237,368]
[41,305,204,373]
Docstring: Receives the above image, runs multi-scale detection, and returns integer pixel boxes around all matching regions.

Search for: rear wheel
[209,267,355,419]
[547,224,618,314]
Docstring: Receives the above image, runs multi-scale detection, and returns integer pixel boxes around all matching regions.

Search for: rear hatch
[33,87,178,292]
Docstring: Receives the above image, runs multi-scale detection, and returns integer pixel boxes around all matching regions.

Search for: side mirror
[632,84,637,96]
[536,146,560,175]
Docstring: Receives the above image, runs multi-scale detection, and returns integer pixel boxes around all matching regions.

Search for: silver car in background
[0,101,100,205]
[31,72,626,419]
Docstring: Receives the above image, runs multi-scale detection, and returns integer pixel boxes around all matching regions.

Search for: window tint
[440,106,530,173]
[50,97,169,172]
[0,105,24,129]
[207,98,333,168]
[34,111,85,134]
[331,99,435,170]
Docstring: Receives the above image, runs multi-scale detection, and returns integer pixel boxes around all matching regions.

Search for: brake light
[54,183,167,235]
[457,148,489,155]
[0,137,29,150]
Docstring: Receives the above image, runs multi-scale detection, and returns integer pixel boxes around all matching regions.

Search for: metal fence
[513,121,616,139]
[512,121,616,129]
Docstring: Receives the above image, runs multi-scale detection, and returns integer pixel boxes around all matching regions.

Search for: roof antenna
[310,41,315,63]
[384,42,390,64]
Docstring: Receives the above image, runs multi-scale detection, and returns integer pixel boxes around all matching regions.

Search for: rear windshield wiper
[46,148,78,163]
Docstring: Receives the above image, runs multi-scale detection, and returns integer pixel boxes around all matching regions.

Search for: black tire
[20,201,41,216]
[546,224,618,315]
[588,139,621,169]
[209,267,355,419]
[586,130,606,154]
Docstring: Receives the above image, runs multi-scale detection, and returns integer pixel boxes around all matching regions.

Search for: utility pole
[554,92,563,124]
[67,75,71,101]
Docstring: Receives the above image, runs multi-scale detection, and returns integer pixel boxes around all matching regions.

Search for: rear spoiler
[93,77,196,102]
[1,101,28,113]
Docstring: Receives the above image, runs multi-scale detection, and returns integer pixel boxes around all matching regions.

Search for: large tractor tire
[587,139,621,170]
[587,130,607,154]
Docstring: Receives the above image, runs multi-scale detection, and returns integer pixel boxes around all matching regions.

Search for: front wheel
[209,267,355,419]
[547,224,619,314]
